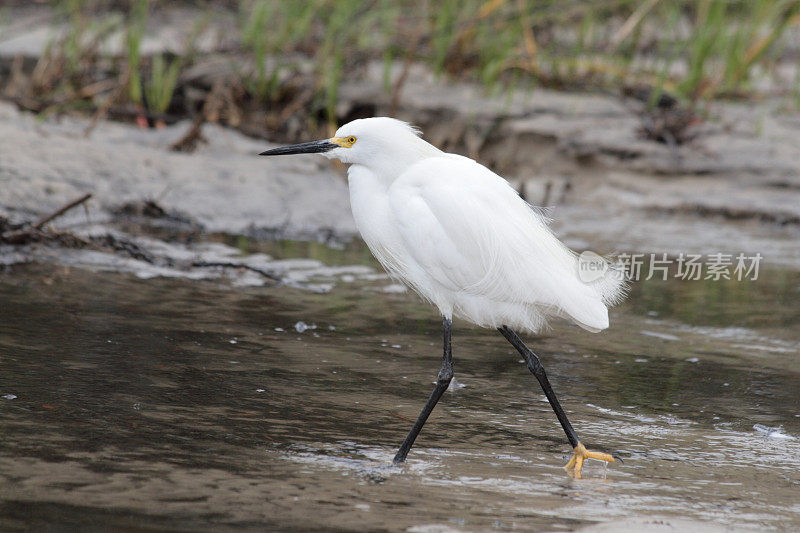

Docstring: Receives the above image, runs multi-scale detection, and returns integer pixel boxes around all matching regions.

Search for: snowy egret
[260,117,626,478]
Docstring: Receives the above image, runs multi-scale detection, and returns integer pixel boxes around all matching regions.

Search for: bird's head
[260,117,439,174]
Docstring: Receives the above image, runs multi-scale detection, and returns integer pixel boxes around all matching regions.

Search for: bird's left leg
[393,316,453,464]
[498,326,614,478]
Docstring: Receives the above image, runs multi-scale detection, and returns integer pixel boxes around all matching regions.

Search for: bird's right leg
[393,316,453,464]
[498,325,615,478]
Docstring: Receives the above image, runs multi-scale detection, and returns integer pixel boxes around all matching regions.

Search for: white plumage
[260,115,625,476]
[329,117,625,334]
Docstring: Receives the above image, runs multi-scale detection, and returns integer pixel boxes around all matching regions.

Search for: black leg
[498,325,579,448]
[393,316,453,464]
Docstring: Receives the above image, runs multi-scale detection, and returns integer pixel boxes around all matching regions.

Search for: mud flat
[2,2,800,272]
[0,101,352,236]
[2,73,800,275]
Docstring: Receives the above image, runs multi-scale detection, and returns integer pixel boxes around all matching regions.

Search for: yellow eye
[333,136,357,148]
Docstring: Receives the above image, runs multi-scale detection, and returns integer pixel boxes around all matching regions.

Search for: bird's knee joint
[437,368,453,385]
[528,360,543,375]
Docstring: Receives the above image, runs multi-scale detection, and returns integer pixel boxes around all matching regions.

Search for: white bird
[261,117,626,477]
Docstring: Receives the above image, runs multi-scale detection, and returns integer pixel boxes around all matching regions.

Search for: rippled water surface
[1,242,800,531]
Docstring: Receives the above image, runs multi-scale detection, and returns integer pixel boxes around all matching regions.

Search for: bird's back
[382,155,625,333]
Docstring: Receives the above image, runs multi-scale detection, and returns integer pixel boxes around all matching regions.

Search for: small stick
[610,0,660,51]
[1,193,91,244]
[170,78,225,152]
[191,261,282,282]
[77,78,118,99]
[84,70,128,137]
[169,116,205,152]
[34,193,92,230]
[389,411,415,423]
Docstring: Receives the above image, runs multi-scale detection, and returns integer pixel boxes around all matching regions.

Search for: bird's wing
[389,155,618,331]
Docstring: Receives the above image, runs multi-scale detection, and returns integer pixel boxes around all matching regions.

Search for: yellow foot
[564,442,615,479]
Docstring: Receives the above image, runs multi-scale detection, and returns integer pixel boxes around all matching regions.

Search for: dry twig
[1,193,92,244]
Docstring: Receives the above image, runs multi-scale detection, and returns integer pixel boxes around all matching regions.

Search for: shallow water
[1,242,800,531]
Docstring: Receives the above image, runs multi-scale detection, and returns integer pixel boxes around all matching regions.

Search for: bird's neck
[356,137,442,185]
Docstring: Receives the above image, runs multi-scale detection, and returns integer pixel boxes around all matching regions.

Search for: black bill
[259,139,337,156]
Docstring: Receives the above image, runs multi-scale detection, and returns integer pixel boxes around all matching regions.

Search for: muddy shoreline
[3,3,800,273]
[2,73,800,276]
